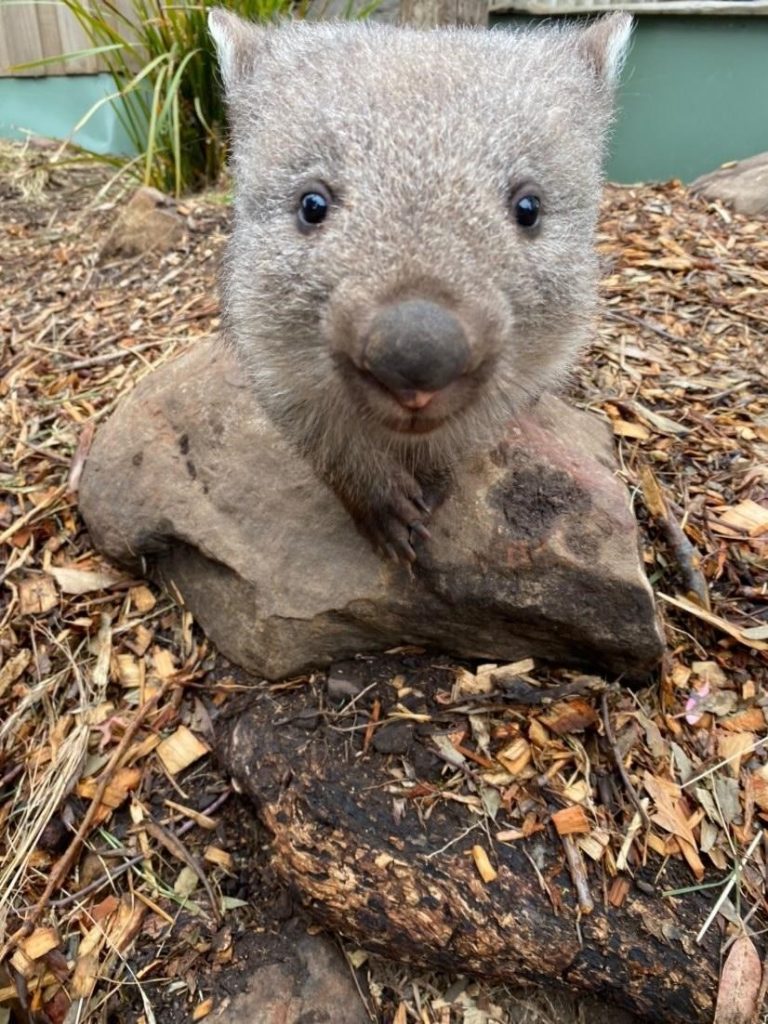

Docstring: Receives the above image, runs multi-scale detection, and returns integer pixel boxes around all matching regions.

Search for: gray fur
[209,10,632,560]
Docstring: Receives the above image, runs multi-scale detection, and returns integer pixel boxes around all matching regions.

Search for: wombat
[209,9,631,563]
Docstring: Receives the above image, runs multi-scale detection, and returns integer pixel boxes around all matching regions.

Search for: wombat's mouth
[347,363,474,436]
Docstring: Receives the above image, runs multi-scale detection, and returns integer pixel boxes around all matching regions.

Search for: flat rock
[690,152,768,216]
[101,185,186,257]
[212,926,368,1024]
[79,339,664,679]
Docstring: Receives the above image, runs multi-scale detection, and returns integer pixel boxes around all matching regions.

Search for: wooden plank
[400,0,488,24]
[0,4,45,77]
[35,2,68,76]
[0,0,136,77]
[54,2,99,74]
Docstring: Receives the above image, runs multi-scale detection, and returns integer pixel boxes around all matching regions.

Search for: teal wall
[0,73,135,155]
[494,14,768,183]
[2,17,768,181]
[609,16,768,182]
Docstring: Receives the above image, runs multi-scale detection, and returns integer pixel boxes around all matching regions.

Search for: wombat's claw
[384,543,400,563]
[393,534,418,564]
[409,521,431,543]
[414,496,432,516]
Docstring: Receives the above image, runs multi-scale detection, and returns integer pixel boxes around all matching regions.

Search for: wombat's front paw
[355,474,432,565]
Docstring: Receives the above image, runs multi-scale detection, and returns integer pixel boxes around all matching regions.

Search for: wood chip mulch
[0,140,766,1023]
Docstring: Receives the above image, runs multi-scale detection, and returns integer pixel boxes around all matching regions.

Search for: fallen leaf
[659,594,768,652]
[720,708,766,733]
[718,733,756,779]
[630,401,689,436]
[0,649,32,698]
[643,773,696,846]
[76,767,142,809]
[612,418,650,440]
[48,565,126,595]
[741,624,768,641]
[691,661,727,687]
[713,936,762,1024]
[714,499,768,537]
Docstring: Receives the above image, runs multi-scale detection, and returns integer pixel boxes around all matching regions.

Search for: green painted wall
[0,73,135,156]
[609,16,768,182]
[494,14,768,183]
[2,17,768,181]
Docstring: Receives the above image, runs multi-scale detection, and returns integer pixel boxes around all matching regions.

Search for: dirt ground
[1,139,767,1023]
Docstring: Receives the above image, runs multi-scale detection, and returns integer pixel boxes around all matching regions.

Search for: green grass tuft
[18,0,371,196]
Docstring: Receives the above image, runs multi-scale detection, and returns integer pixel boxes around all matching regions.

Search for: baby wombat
[209,9,631,563]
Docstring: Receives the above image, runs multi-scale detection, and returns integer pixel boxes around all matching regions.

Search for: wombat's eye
[513,193,541,229]
[297,183,333,233]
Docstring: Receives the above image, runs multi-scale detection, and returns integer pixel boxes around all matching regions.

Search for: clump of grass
[19,0,373,196]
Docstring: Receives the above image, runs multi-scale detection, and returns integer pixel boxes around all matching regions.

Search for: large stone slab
[690,151,768,216]
[79,339,664,679]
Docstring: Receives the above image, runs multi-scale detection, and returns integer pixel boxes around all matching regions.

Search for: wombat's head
[210,11,630,450]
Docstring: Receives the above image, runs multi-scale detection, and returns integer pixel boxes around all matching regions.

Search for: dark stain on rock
[186,459,197,480]
[209,413,225,440]
[132,451,143,467]
[563,522,601,560]
[491,458,592,543]
[178,433,190,455]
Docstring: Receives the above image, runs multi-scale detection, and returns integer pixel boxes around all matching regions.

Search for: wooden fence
[4,0,768,78]
[0,1,133,76]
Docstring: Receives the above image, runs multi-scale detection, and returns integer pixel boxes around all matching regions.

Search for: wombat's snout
[362,300,470,409]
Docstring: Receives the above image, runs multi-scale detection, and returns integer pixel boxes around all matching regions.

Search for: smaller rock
[372,720,412,755]
[327,661,369,702]
[690,152,768,216]
[213,929,368,1023]
[101,186,186,257]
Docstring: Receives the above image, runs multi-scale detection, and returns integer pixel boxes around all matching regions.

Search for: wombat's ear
[208,7,265,90]
[578,12,633,87]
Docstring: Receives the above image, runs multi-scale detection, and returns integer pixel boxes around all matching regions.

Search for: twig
[0,683,169,960]
[660,502,711,611]
[756,832,768,1009]
[639,465,710,610]
[48,788,232,910]
[0,764,24,790]
[601,693,650,830]
[681,736,768,789]
[0,484,67,546]
[560,834,594,916]
[696,830,764,944]
[63,340,165,372]
[492,675,609,705]
[424,821,481,861]
[142,818,221,928]
[362,698,381,754]
[604,308,681,345]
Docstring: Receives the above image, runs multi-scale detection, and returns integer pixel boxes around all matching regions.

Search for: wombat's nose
[363,300,470,403]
